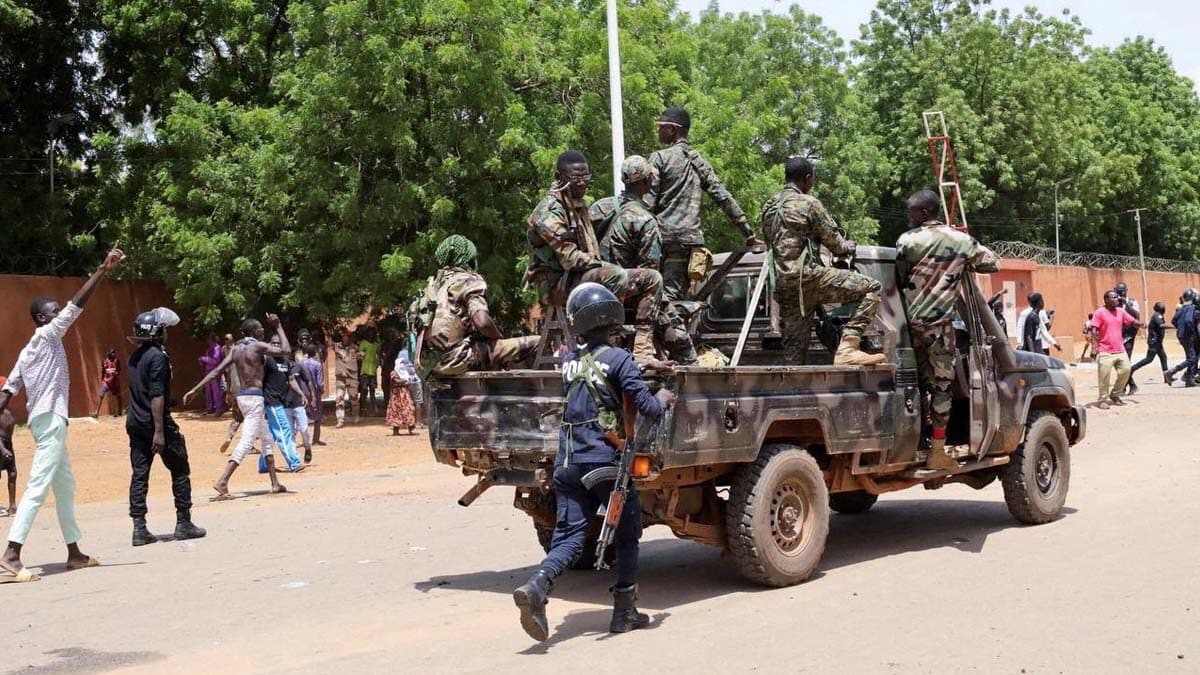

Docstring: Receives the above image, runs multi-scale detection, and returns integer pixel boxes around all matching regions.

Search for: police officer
[761,157,884,365]
[1114,282,1141,359]
[126,308,206,546]
[513,283,674,642]
[896,190,998,471]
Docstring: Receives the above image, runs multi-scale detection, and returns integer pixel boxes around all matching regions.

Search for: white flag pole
[606,0,626,195]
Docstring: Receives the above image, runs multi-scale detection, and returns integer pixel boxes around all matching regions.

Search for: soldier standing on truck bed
[512,282,674,642]
[591,155,697,365]
[649,107,763,300]
[411,235,538,376]
[761,157,885,366]
[896,190,998,471]
[527,150,676,366]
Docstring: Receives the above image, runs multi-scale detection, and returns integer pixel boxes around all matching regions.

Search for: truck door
[963,276,1000,458]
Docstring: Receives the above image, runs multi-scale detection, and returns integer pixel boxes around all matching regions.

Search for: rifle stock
[594,394,647,570]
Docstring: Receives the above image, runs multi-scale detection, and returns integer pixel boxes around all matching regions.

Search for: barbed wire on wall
[990,241,1200,274]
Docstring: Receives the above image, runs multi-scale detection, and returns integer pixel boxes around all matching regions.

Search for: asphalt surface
[4,370,1198,674]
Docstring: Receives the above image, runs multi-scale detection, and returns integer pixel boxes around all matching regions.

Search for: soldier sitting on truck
[527,150,684,366]
[896,190,998,471]
[411,235,538,376]
[513,282,674,642]
[590,155,697,365]
[761,157,885,366]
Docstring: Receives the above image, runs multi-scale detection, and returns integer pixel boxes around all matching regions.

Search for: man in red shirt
[1092,290,1144,409]
[95,348,122,418]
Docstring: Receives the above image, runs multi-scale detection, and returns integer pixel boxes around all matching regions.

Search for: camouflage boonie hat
[621,155,657,185]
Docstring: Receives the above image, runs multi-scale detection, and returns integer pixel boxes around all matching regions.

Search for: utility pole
[1053,178,1071,265]
[1132,208,1149,313]
[605,0,626,196]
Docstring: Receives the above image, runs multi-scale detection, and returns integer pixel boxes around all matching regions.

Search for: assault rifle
[594,396,655,571]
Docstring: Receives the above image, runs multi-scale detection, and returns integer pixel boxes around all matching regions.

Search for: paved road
[6,374,1199,674]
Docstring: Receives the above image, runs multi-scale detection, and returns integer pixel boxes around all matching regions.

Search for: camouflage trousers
[655,300,698,365]
[661,242,701,301]
[536,264,664,326]
[912,323,955,431]
[429,335,540,377]
[777,267,882,362]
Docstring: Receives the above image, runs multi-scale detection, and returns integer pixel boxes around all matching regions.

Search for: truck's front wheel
[1001,412,1071,524]
[726,444,830,587]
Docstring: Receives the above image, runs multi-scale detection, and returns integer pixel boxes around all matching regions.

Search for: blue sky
[676,1,1200,92]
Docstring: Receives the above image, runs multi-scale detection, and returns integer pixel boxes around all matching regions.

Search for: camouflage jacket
[590,194,662,269]
[527,189,600,278]
[896,220,998,327]
[760,186,854,279]
[416,267,490,352]
[648,139,748,248]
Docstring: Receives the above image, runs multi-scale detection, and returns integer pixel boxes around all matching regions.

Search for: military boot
[131,517,157,547]
[174,510,207,541]
[834,335,886,366]
[926,437,959,472]
[609,584,651,633]
[513,569,554,641]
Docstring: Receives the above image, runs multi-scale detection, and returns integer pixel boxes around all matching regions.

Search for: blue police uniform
[538,340,665,587]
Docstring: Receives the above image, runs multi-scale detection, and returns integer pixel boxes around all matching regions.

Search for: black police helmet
[130,307,181,343]
[565,282,624,337]
[1185,289,1197,303]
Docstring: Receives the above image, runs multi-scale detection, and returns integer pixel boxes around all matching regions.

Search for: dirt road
[4,371,1198,674]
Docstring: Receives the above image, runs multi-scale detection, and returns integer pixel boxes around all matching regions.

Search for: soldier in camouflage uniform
[650,107,762,300]
[590,156,696,365]
[896,190,998,471]
[413,235,538,377]
[527,151,670,365]
[761,158,885,366]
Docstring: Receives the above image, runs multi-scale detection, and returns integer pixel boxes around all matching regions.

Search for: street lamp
[1053,177,1072,265]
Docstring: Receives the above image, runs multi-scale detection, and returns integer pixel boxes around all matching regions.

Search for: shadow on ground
[4,647,164,675]
[414,498,1078,612]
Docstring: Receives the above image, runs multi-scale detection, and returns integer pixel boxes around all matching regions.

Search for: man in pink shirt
[1092,289,1144,409]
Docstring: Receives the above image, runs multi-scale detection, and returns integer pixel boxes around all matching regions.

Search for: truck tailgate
[427,370,563,464]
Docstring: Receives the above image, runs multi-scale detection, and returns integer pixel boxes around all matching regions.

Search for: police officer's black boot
[131,517,157,547]
[513,569,554,641]
[174,510,207,541]
[609,584,651,633]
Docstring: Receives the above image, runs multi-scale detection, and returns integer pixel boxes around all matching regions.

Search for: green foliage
[5,0,1200,330]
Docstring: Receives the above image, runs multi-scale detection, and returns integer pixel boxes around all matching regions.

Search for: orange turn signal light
[631,454,652,478]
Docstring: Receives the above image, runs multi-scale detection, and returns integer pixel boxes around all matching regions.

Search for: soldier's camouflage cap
[621,155,658,185]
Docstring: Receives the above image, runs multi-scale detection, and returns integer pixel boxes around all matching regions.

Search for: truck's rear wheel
[830,490,878,514]
[726,444,829,587]
[1001,412,1071,524]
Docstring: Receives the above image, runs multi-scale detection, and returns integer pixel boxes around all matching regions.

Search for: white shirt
[1017,306,1057,351]
[3,302,84,420]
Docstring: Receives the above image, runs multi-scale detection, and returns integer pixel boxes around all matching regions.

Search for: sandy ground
[3,371,1199,674]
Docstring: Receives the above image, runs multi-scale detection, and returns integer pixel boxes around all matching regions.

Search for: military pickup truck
[427,247,1086,587]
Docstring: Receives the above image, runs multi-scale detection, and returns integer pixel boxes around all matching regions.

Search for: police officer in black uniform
[126,308,206,546]
[513,283,675,642]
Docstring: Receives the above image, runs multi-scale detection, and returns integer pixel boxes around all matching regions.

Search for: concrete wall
[978,261,1200,359]
[0,275,208,423]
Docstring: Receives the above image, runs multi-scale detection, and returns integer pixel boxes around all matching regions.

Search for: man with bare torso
[184,315,291,498]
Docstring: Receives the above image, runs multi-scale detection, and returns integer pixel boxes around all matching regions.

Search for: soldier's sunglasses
[565,171,592,186]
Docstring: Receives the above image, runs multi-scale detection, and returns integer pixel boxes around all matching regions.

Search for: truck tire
[1001,411,1071,524]
[726,443,830,587]
[535,523,608,570]
[829,490,878,514]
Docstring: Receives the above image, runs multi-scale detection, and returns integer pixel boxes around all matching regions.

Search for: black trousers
[1130,343,1168,375]
[127,419,192,519]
